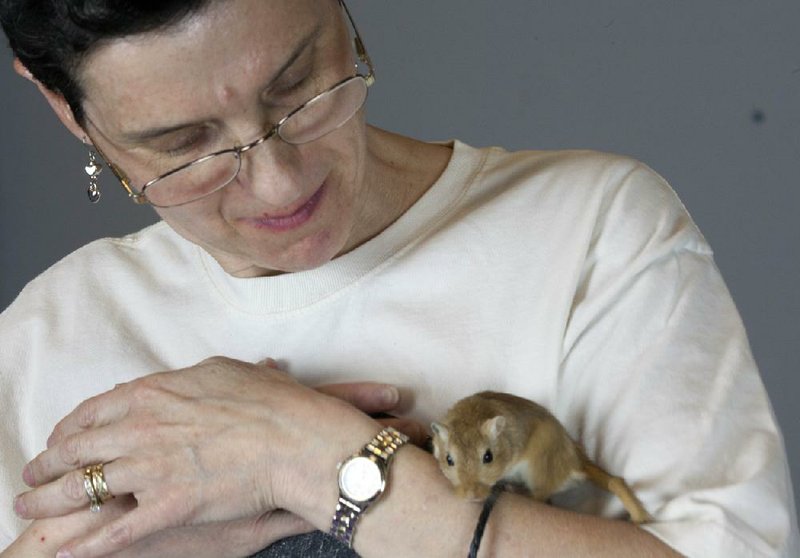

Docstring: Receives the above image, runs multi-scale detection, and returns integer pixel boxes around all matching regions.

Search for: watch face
[339,456,385,503]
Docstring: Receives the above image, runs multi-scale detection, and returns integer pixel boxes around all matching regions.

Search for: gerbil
[430,391,652,524]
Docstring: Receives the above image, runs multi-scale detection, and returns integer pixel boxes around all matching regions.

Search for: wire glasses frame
[96,0,374,208]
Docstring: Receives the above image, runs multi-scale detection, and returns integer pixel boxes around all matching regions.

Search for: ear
[480,415,506,440]
[430,422,449,443]
[13,58,89,143]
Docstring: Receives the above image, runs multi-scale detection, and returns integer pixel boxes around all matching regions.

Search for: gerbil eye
[446,453,455,467]
[482,449,493,464]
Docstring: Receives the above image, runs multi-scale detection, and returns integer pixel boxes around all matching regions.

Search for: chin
[252,229,342,274]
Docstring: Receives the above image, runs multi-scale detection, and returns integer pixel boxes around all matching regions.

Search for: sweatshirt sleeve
[0,293,37,550]
[557,162,799,557]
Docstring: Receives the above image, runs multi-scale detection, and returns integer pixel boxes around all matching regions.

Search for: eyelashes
[164,129,210,157]
[274,73,312,96]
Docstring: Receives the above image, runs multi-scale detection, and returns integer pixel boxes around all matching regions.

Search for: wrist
[329,426,410,547]
[350,446,482,557]
[280,405,380,526]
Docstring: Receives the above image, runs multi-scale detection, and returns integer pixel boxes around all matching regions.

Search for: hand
[14,357,419,557]
[2,497,135,558]
[3,496,311,558]
[313,383,429,448]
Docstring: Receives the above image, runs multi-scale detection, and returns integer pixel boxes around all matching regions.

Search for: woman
[1,1,797,557]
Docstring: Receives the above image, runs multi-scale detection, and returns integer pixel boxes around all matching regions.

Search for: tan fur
[431,391,652,524]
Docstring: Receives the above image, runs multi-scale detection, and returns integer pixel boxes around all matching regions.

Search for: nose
[458,483,490,502]
[235,137,307,209]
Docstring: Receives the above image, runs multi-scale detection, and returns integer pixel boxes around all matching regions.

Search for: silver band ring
[83,463,112,512]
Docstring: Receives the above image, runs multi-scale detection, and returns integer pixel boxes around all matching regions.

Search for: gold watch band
[365,427,408,464]
[329,427,409,547]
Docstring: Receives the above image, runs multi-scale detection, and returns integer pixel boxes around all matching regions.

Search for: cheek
[152,198,241,256]
[441,467,459,487]
[432,452,461,488]
[478,463,504,485]
[324,116,366,186]
[156,201,224,234]
[434,457,459,485]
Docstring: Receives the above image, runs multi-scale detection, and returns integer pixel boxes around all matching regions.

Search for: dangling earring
[85,149,102,203]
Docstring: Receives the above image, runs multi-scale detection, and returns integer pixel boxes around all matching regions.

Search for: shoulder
[479,146,683,213]
[455,143,709,256]
[38,220,185,276]
[1,221,196,325]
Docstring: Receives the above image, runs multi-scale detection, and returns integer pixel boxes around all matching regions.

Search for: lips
[244,183,326,232]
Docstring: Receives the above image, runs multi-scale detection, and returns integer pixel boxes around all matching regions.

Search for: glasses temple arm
[339,0,375,86]
[88,139,148,204]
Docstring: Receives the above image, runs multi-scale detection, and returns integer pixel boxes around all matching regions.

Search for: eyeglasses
[98,0,374,208]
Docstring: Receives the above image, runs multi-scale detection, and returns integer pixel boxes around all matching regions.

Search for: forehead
[80,0,335,135]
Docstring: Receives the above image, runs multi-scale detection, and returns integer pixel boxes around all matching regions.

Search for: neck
[338,126,452,256]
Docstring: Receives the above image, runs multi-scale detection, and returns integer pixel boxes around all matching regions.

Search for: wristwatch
[329,426,409,547]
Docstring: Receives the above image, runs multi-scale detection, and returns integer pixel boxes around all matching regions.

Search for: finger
[15,460,130,520]
[46,384,134,449]
[257,357,285,370]
[377,417,430,448]
[315,382,400,414]
[57,501,172,558]
[111,510,312,558]
[6,498,135,557]
[26,423,130,487]
[46,370,187,451]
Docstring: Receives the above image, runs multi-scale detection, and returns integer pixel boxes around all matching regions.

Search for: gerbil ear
[430,422,449,443]
[480,416,506,440]
[13,58,88,142]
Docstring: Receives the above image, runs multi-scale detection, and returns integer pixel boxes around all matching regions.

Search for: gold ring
[83,463,112,512]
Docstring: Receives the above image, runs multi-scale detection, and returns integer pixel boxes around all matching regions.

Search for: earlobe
[13,57,89,143]
[12,57,33,80]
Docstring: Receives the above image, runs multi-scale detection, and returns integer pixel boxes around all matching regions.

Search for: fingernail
[56,550,74,558]
[22,465,34,486]
[13,495,26,518]
[259,357,284,370]
[381,386,399,407]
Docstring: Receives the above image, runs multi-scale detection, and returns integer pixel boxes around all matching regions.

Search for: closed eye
[161,127,214,158]
[274,73,312,96]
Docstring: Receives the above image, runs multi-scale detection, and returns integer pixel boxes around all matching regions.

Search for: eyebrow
[119,24,323,143]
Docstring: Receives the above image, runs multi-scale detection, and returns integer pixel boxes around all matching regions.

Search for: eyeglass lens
[143,76,368,208]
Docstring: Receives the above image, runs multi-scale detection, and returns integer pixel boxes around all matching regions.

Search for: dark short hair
[0,0,212,125]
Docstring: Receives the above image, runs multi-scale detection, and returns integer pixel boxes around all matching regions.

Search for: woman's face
[80,0,372,276]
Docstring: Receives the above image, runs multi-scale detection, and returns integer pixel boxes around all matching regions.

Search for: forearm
[301,445,682,558]
[1,522,55,558]
[475,498,680,558]
[0,511,109,558]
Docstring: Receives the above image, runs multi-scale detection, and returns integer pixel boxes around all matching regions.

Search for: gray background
[1,2,798,510]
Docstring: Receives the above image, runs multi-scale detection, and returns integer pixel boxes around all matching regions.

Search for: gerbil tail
[579,451,653,524]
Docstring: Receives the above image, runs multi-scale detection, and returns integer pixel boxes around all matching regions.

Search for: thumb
[257,357,285,371]
[316,382,400,414]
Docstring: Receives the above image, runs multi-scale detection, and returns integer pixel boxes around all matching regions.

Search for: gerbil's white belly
[501,460,534,490]
[501,460,582,494]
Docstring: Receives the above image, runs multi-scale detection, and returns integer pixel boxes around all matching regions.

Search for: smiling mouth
[245,183,326,232]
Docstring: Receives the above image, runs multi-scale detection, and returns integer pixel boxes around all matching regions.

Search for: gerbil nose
[459,483,490,502]
[457,484,481,501]
[235,138,306,208]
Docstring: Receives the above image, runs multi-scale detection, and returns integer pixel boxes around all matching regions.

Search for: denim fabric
[249,531,360,558]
